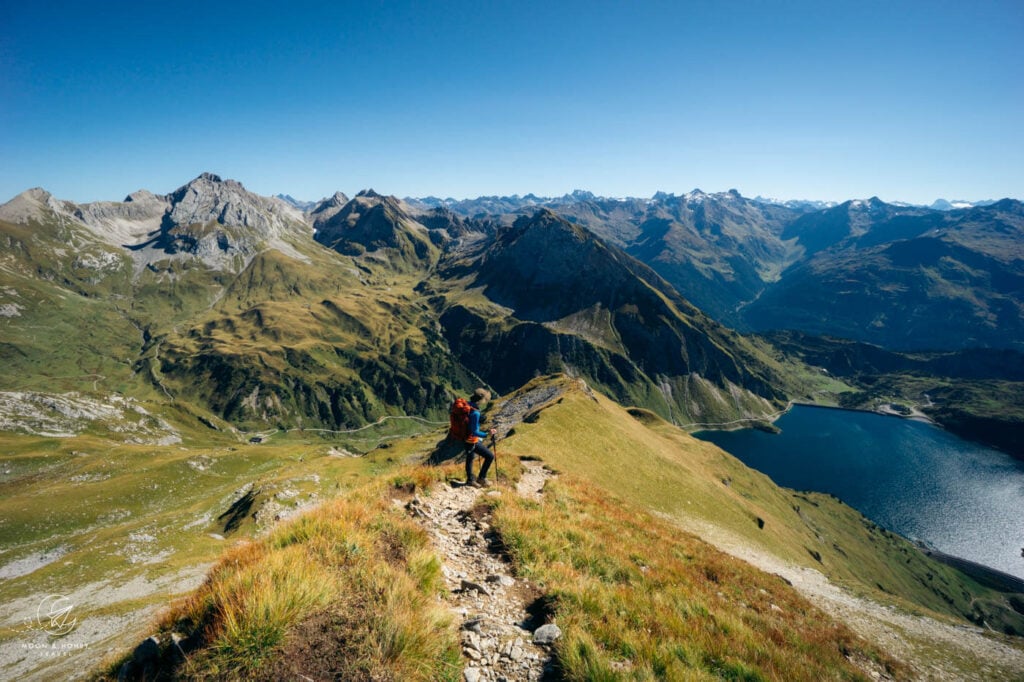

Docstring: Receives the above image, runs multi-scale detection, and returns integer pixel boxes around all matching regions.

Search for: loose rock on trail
[403,460,556,682]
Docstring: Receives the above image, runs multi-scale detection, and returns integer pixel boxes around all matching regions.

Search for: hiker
[464,388,496,487]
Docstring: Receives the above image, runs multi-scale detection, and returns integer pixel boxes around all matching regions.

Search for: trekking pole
[490,432,499,481]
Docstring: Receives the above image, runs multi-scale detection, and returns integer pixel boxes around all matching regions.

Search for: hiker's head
[470,388,491,406]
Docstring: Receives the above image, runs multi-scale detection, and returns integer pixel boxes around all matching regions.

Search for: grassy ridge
[489,475,901,680]
[497,377,1024,634]
[95,464,903,681]
[81,378,1022,680]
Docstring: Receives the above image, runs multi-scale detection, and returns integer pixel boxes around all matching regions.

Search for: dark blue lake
[696,405,1024,579]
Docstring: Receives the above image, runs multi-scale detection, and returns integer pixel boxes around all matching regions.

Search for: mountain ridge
[0,175,799,433]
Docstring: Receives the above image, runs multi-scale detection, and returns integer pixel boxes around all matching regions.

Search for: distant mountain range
[399,189,1021,352]
[402,190,997,215]
[1,174,1020,442]
[0,175,807,434]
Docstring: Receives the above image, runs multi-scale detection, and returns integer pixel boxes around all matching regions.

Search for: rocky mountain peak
[565,189,596,202]
[505,209,591,243]
[124,189,159,203]
[19,187,53,202]
[160,173,303,234]
[415,206,474,238]
[309,191,352,230]
[168,172,234,201]
[0,187,70,224]
[315,190,439,270]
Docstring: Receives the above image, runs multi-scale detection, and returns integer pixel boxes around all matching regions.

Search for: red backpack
[448,398,473,442]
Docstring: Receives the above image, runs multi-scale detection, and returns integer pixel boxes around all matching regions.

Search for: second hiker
[465,388,496,487]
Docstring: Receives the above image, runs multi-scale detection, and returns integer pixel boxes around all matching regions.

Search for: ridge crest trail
[405,460,556,682]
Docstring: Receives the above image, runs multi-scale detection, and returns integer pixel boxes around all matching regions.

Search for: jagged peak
[507,208,591,244]
[175,172,238,192]
[18,187,54,202]
[163,173,246,206]
[565,189,596,202]
[356,189,383,199]
[310,191,350,214]
[512,207,562,227]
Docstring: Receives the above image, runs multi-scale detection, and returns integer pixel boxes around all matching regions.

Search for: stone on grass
[533,623,562,644]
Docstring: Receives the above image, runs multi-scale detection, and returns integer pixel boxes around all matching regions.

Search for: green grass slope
[151,249,475,430]
[0,215,144,395]
[498,376,1024,636]
[488,474,902,680]
[93,463,903,681]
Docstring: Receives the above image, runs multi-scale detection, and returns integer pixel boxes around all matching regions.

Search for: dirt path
[406,461,556,682]
[674,517,1024,681]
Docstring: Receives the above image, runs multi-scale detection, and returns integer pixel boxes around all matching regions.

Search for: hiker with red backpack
[449,388,496,487]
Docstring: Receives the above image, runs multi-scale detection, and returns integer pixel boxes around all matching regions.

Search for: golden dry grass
[95,465,460,681]
[489,474,906,681]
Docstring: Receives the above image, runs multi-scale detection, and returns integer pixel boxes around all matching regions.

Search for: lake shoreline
[689,400,933,437]
[694,400,1020,464]
[784,401,1024,463]
[788,400,934,424]
[696,404,1024,581]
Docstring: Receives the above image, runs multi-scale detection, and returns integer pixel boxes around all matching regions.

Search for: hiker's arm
[468,410,488,439]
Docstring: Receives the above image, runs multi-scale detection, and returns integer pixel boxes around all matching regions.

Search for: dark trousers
[465,440,494,481]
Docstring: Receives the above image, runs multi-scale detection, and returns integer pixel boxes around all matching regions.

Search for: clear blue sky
[2,1,1021,204]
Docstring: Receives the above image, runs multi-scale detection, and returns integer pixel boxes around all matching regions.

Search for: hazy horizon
[4,173,1013,209]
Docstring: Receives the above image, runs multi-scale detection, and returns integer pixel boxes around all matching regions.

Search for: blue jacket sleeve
[468,408,488,439]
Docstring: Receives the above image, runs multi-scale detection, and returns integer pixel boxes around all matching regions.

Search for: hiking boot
[473,478,490,488]
[465,475,477,487]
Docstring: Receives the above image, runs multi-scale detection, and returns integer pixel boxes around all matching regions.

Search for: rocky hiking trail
[404,460,557,682]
